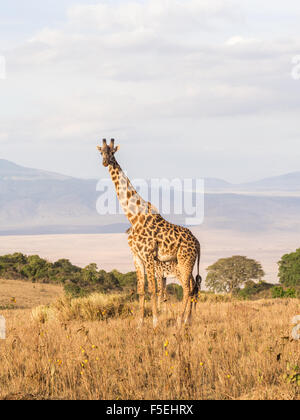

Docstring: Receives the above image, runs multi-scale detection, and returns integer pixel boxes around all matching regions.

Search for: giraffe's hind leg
[177,256,196,328]
[177,271,192,328]
[185,279,193,325]
[189,276,198,315]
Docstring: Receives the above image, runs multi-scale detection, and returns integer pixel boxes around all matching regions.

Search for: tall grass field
[0,279,299,400]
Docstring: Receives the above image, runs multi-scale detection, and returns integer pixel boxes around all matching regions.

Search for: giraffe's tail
[192,274,202,296]
[192,246,202,296]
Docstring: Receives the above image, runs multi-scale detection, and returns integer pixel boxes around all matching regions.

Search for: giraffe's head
[97,139,120,167]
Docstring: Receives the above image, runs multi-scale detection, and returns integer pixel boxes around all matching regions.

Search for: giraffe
[97,139,202,328]
[126,226,202,313]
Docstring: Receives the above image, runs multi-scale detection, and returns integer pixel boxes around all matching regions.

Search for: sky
[0,0,300,183]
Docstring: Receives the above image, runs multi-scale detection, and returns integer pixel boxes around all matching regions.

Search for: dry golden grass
[0,278,63,310]
[31,293,146,323]
[0,283,299,400]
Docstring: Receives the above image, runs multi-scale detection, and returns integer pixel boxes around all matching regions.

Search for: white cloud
[1,0,300,180]
[226,36,258,46]
[0,132,9,143]
[67,0,240,34]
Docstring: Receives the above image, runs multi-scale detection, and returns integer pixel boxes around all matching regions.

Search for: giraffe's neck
[108,158,158,226]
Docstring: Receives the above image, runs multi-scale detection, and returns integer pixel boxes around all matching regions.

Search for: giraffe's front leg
[145,257,158,328]
[133,254,145,329]
[157,274,167,313]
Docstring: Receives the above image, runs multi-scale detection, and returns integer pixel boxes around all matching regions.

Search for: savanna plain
[0,278,299,400]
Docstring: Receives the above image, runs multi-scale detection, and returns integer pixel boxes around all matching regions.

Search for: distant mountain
[203,178,233,190]
[0,159,299,235]
[204,172,300,193]
[0,159,109,233]
[0,159,72,181]
[240,172,300,192]
[204,193,300,232]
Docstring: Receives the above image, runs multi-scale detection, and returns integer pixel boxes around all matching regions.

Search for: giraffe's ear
[97,146,102,153]
[114,145,120,153]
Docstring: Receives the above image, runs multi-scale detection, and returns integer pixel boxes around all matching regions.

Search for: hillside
[0,159,119,233]
[0,159,299,234]
[0,159,72,181]
[240,172,300,192]
[205,172,300,193]
[0,278,62,310]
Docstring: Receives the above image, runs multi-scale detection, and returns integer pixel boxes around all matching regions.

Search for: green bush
[64,283,88,298]
[167,283,183,301]
[271,286,285,298]
[271,286,297,299]
[235,280,274,300]
[0,253,136,297]
[278,249,300,287]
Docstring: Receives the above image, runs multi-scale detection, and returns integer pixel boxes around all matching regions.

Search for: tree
[278,249,300,287]
[53,259,80,274]
[21,255,48,281]
[111,270,137,290]
[82,263,99,284]
[99,271,121,291]
[206,256,265,294]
